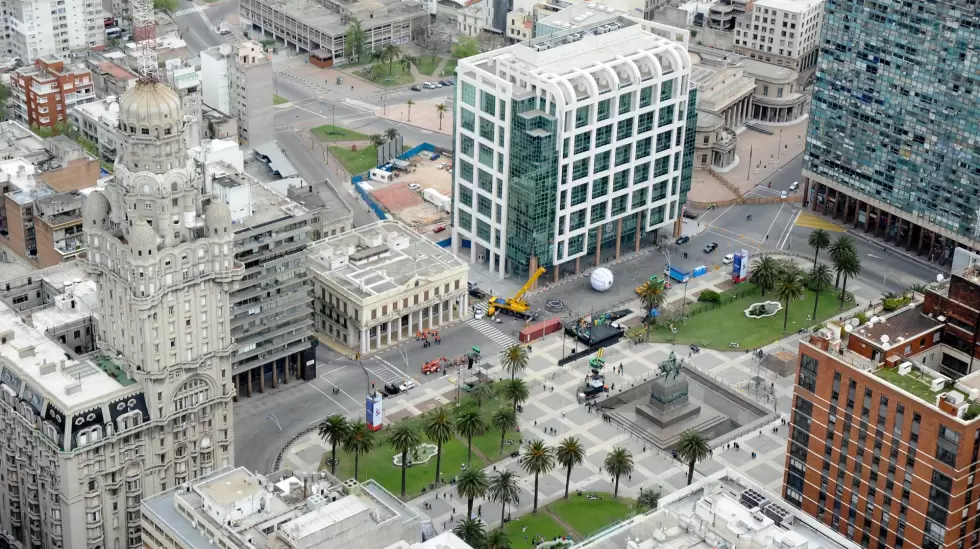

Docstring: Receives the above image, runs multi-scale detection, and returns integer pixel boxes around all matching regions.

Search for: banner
[366,391,384,431]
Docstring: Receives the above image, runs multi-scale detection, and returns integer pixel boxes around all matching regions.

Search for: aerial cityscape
[0,0,975,547]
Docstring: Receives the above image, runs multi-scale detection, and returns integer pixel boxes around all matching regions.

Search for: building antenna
[132,0,158,82]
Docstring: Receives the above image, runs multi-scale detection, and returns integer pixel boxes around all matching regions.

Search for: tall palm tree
[638,278,667,334]
[751,255,780,297]
[456,468,489,517]
[520,439,555,513]
[487,470,521,525]
[491,408,518,453]
[603,447,634,497]
[677,430,711,485]
[398,54,416,75]
[829,234,856,288]
[422,408,454,486]
[806,264,833,320]
[637,487,661,511]
[368,133,385,148]
[485,529,512,549]
[837,252,862,309]
[380,43,402,75]
[455,406,487,465]
[807,228,832,268]
[406,99,415,121]
[387,421,421,498]
[435,103,448,130]
[384,127,400,142]
[342,420,375,481]
[471,382,494,408]
[453,518,486,548]
[317,414,349,476]
[501,378,530,411]
[775,268,805,332]
[501,344,529,380]
[555,437,586,499]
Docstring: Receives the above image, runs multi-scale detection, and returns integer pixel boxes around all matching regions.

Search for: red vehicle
[422,358,448,375]
[433,225,446,234]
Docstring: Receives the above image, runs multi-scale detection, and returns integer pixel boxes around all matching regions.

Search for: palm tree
[399,54,416,75]
[384,127,399,142]
[829,234,856,288]
[453,518,486,548]
[555,437,586,499]
[501,344,529,380]
[380,43,402,75]
[637,487,661,511]
[435,103,448,130]
[488,470,521,525]
[387,421,421,498]
[520,439,555,513]
[491,408,518,453]
[423,408,454,486]
[406,99,415,121]
[677,430,711,485]
[775,269,805,332]
[456,468,489,517]
[471,382,494,408]
[638,278,667,334]
[368,133,385,148]
[909,283,928,295]
[807,228,832,268]
[455,406,487,465]
[317,414,349,476]
[485,528,512,549]
[751,255,780,297]
[806,264,833,320]
[501,378,530,411]
[603,447,634,497]
[342,420,375,481]
[837,251,862,309]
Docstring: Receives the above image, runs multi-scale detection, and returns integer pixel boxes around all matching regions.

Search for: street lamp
[267,414,284,472]
[867,254,889,295]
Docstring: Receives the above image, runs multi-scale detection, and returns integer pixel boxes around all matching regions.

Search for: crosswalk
[472,302,489,316]
[466,318,517,347]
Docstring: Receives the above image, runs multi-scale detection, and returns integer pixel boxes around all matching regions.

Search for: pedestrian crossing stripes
[367,361,404,385]
[472,302,489,315]
[466,319,516,347]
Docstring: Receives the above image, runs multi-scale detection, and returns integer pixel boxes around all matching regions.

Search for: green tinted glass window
[640,86,653,108]
[481,91,496,115]
[460,160,474,182]
[573,159,589,181]
[597,99,611,121]
[479,118,495,141]
[596,125,613,147]
[459,186,473,206]
[462,109,475,131]
[615,144,632,166]
[478,169,493,192]
[462,82,476,106]
[593,151,610,173]
[576,105,590,128]
[617,119,633,140]
[590,202,606,223]
[571,183,588,206]
[635,137,652,159]
[574,132,592,154]
[618,92,633,114]
[613,170,629,191]
[592,177,608,199]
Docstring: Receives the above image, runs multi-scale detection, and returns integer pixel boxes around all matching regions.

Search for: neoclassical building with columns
[309,220,470,356]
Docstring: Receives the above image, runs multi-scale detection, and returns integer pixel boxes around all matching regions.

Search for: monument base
[636,402,703,428]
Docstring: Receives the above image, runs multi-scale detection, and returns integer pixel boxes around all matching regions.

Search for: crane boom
[512,267,546,302]
[485,266,546,318]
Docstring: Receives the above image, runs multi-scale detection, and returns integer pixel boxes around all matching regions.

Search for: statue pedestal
[636,376,702,429]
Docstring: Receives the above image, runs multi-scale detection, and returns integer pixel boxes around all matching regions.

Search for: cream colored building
[309,220,469,355]
[732,0,823,73]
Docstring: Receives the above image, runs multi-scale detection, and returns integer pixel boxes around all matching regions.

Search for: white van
[789,181,800,192]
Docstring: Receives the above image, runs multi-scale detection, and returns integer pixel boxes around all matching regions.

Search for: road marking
[309,382,352,414]
[373,355,415,384]
[702,201,739,228]
[778,210,801,250]
[795,212,846,232]
[341,115,380,125]
[319,366,345,377]
[291,104,330,120]
[343,99,380,112]
[466,318,517,347]
[762,203,785,242]
[174,6,205,15]
[318,374,362,406]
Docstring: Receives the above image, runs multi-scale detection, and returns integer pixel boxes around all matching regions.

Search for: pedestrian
[478,505,482,516]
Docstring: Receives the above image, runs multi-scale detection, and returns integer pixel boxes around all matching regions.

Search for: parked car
[440,79,455,86]
[411,84,423,91]
[433,225,446,233]
[409,183,421,191]
[675,236,690,245]
[423,82,440,89]
[399,380,417,392]
[703,242,718,254]
[382,383,401,396]
[789,181,800,192]
[723,253,735,264]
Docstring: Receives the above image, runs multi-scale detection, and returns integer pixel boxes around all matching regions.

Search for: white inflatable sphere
[590,267,614,292]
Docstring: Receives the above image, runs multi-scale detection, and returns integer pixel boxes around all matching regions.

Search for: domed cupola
[205,200,233,237]
[116,81,187,174]
[128,220,160,258]
[83,191,111,230]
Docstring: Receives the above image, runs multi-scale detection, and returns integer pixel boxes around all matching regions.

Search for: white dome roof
[83,191,110,227]
[129,220,159,253]
[118,81,183,131]
[205,200,232,236]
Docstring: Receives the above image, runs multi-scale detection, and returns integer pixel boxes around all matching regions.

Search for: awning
[254,142,298,178]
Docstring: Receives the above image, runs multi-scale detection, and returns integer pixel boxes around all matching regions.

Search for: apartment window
[618,92,633,114]
[596,99,611,121]
[590,202,606,223]
[617,118,633,140]
[637,112,654,133]
[458,187,473,207]
[461,109,475,131]
[461,135,474,157]
[936,425,960,467]
[478,145,493,167]
[570,184,587,206]
[459,160,474,182]
[633,163,650,184]
[572,159,589,180]
[595,124,613,147]
[631,187,648,208]
[478,170,493,192]
[480,91,496,116]
[576,105,590,128]
[479,118,494,141]
[798,353,818,392]
[613,170,629,191]
[635,137,652,159]
[574,132,592,154]
[593,151,610,173]
[614,144,632,166]
[656,130,672,152]
[763,85,770,96]
[658,105,675,127]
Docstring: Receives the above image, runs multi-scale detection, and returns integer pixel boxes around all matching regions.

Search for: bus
[106,27,122,39]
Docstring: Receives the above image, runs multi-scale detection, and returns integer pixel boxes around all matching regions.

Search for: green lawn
[875,367,942,401]
[440,59,458,77]
[548,494,637,538]
[329,144,381,175]
[273,94,289,105]
[630,285,846,350]
[416,56,443,76]
[313,125,371,142]
[349,62,415,86]
[502,512,569,545]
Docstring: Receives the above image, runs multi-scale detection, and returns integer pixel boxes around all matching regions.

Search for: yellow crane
[487,267,546,318]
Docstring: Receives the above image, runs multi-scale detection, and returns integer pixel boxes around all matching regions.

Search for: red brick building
[923,264,980,376]
[785,268,980,549]
[9,57,95,128]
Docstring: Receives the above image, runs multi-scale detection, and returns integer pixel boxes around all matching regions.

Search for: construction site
[360,151,453,239]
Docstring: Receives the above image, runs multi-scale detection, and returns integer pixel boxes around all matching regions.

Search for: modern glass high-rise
[451,13,696,281]
[802,0,980,262]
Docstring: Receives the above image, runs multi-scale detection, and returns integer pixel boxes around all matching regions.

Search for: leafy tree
[807,228,832,269]
[317,414,349,476]
[471,382,494,408]
[452,35,480,58]
[379,43,402,76]
[555,437,586,498]
[490,408,518,453]
[423,408,454,486]
[154,0,178,13]
[837,252,862,309]
[501,378,529,411]
[520,439,555,513]
[637,488,661,511]
[677,430,711,485]
[455,406,487,465]
[384,127,399,142]
[342,420,375,481]
[0,81,9,120]
[751,255,780,297]
[453,518,486,548]
[485,529,512,549]
[603,447,634,497]
[344,21,366,62]
[435,103,448,130]
[638,278,667,334]
[405,99,415,121]
[501,343,529,380]
[387,421,422,498]
[369,134,386,148]
[775,268,805,332]
[806,264,833,320]
[829,234,856,288]
[488,470,521,525]
[456,468,489,517]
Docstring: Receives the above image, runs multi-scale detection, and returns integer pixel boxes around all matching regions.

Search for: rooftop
[96,61,137,82]
[751,0,821,13]
[73,97,122,127]
[308,220,466,300]
[0,122,48,163]
[849,304,942,348]
[253,0,425,34]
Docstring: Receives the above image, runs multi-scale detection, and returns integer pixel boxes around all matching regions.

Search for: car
[422,82,438,89]
[433,225,446,233]
[780,190,788,199]
[382,383,400,396]
[723,253,735,264]
[409,183,421,191]
[399,380,417,392]
[411,84,423,91]
[440,79,455,86]
[703,242,718,254]
[675,236,690,245]
[789,181,800,192]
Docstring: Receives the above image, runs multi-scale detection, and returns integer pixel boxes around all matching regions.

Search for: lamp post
[867,254,889,295]
[267,414,284,472]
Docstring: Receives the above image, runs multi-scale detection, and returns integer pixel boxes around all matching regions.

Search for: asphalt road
[174,0,237,57]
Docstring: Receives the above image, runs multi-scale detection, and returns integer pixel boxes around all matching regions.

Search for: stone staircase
[607,410,730,449]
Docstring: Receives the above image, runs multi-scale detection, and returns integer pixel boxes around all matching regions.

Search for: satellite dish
[880,335,890,344]
[870,316,880,324]
[843,324,853,333]
[849,318,860,327]
[937,274,945,283]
